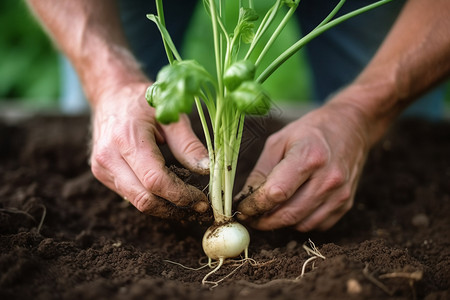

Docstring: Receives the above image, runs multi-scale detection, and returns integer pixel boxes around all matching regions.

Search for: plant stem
[257,0,393,83]
[244,0,282,60]
[208,0,224,96]
[155,0,174,64]
[317,0,346,28]
[255,1,299,67]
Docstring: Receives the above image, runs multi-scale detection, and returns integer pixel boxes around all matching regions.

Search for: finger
[112,124,209,212]
[234,134,286,201]
[90,149,186,217]
[161,114,210,175]
[245,179,322,230]
[295,184,354,232]
[251,179,352,231]
[237,144,323,219]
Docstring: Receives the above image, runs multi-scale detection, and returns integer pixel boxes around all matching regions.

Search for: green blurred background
[0,0,60,108]
[0,0,311,111]
[1,0,448,111]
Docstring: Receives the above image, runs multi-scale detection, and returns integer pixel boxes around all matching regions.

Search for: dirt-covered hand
[90,82,210,219]
[235,101,372,231]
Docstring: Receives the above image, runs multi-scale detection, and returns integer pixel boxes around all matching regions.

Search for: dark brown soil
[1,113,449,300]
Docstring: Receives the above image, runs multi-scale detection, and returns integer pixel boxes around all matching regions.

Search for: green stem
[194,96,214,163]
[230,114,245,191]
[257,0,393,83]
[317,0,346,28]
[155,0,174,64]
[255,2,299,67]
[208,0,224,96]
[244,0,282,60]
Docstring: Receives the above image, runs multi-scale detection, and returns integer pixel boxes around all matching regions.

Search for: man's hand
[236,101,371,232]
[90,82,210,218]
[236,0,450,232]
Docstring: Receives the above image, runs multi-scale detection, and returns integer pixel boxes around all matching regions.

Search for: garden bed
[0,113,449,300]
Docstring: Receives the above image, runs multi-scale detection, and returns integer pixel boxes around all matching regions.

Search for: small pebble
[412,213,430,228]
[346,278,362,294]
[286,240,298,251]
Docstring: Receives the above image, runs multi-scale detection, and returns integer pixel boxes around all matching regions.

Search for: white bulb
[202,221,250,260]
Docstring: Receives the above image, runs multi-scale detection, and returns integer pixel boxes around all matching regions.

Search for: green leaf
[229,81,271,115]
[223,60,256,91]
[234,7,259,44]
[147,60,213,124]
[145,82,160,107]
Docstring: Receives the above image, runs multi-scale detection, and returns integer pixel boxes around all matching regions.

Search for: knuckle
[133,191,155,213]
[142,168,163,193]
[323,167,347,190]
[336,187,354,209]
[267,184,289,204]
[90,161,103,180]
[265,134,280,148]
[112,130,134,157]
[91,144,111,168]
[111,127,127,148]
[180,139,204,156]
[305,147,328,169]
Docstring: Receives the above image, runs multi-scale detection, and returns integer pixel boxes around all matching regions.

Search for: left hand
[235,100,373,232]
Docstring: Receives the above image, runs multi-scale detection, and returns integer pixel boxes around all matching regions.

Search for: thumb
[161,114,210,174]
[234,135,284,202]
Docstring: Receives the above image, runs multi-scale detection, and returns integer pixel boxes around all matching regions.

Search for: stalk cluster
[146,0,393,265]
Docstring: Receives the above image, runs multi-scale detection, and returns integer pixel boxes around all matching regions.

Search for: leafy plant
[146,0,393,282]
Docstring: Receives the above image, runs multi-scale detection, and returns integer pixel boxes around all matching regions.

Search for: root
[238,239,326,288]
[363,263,394,296]
[0,204,47,234]
[0,208,36,222]
[36,204,47,234]
[380,270,422,300]
[163,259,210,271]
[166,239,325,288]
[363,263,423,299]
[296,239,326,279]
[202,255,259,288]
[202,258,225,287]
[379,270,423,281]
[165,254,271,289]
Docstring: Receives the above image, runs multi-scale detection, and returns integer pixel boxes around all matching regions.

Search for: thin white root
[202,258,224,286]
[302,239,326,259]
[297,256,318,279]
[296,239,326,279]
[363,263,394,296]
[36,204,47,234]
[202,257,258,289]
[378,269,423,300]
[163,259,210,271]
[379,271,423,281]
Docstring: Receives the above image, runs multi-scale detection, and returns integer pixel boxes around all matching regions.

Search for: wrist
[75,44,150,108]
[327,73,400,147]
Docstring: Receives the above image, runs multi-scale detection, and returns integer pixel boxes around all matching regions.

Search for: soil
[0,113,449,300]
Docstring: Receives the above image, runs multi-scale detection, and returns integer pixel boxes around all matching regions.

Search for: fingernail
[193,201,209,213]
[198,157,210,170]
[236,212,248,221]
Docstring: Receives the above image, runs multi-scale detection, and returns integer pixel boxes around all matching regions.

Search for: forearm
[27,0,148,107]
[331,0,450,144]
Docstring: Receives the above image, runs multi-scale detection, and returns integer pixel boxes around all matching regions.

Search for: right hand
[89,81,211,219]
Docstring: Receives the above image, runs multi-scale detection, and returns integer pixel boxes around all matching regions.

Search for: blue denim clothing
[61,0,445,119]
[296,0,445,119]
